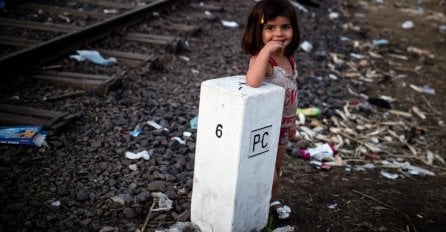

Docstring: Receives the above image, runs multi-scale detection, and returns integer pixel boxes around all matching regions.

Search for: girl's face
[262,16,293,48]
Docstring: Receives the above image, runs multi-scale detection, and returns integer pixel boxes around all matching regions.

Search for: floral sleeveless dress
[265,56,299,130]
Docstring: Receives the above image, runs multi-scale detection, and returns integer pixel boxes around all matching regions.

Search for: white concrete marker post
[191,76,285,232]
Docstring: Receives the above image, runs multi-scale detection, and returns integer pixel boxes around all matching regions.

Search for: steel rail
[0,0,174,77]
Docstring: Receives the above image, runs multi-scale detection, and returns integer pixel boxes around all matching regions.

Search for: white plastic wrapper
[221,20,239,28]
[151,192,173,211]
[70,50,117,66]
[125,150,151,160]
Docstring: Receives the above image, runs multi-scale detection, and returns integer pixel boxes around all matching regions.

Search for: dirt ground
[277,1,446,231]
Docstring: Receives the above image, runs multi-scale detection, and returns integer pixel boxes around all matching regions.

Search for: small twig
[41,64,65,70]
[420,95,442,115]
[43,90,86,101]
[152,207,172,212]
[352,190,418,232]
[141,201,156,232]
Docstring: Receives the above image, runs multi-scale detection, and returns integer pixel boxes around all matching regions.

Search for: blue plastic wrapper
[190,116,198,129]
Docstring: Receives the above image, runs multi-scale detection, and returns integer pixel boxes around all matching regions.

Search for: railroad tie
[96,49,157,67]
[30,71,120,95]
[0,103,80,131]
[125,33,182,53]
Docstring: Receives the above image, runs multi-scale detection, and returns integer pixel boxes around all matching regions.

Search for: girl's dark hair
[241,0,301,56]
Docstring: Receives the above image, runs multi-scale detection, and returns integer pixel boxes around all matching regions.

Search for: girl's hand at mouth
[263,40,285,55]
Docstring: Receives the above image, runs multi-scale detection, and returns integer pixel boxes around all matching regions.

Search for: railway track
[0,0,211,130]
[1,0,174,74]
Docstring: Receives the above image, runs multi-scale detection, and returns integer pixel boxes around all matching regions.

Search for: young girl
[241,0,300,220]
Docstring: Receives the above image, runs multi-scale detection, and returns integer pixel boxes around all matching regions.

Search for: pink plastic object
[298,143,336,161]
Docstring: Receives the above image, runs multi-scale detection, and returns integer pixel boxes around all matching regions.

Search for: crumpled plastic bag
[70,50,117,66]
[125,150,151,160]
[151,192,173,211]
[155,222,200,232]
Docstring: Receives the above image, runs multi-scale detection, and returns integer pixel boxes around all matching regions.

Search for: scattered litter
[299,143,336,161]
[179,55,190,62]
[297,113,305,125]
[221,20,238,28]
[51,201,61,207]
[350,53,365,59]
[440,25,446,32]
[300,41,313,52]
[129,125,143,137]
[296,107,321,116]
[345,165,352,172]
[70,50,117,66]
[421,85,435,95]
[183,131,192,137]
[401,20,414,29]
[155,222,200,232]
[111,195,125,205]
[327,203,337,209]
[350,98,372,112]
[58,14,70,23]
[329,74,339,80]
[380,171,398,180]
[340,36,350,42]
[103,9,119,14]
[272,225,295,232]
[372,39,390,46]
[191,69,200,75]
[147,120,169,131]
[407,165,435,176]
[329,12,340,20]
[298,143,336,171]
[129,164,138,171]
[291,96,439,179]
[171,137,187,145]
[324,155,344,166]
[355,163,376,171]
[409,84,435,95]
[0,126,48,147]
[310,160,331,170]
[190,116,198,129]
[204,10,212,17]
[147,120,162,129]
[151,192,173,211]
[125,150,151,160]
[391,160,435,176]
[379,95,396,102]
[354,13,366,18]
[290,1,308,13]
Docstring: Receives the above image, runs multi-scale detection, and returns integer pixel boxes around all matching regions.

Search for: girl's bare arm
[246,50,270,87]
[246,41,284,87]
